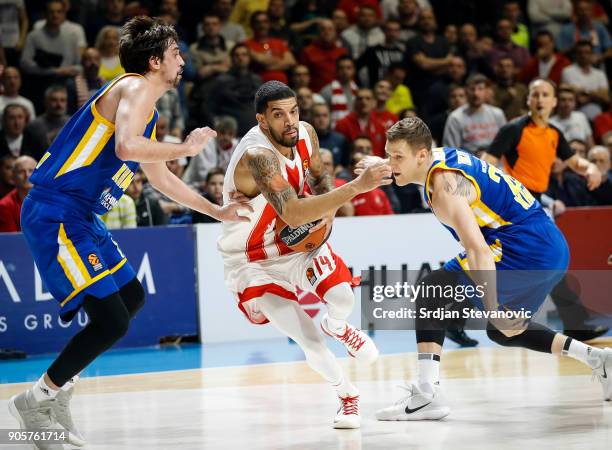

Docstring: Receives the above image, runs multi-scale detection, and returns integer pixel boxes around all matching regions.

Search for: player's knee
[486,324,522,347]
[415,269,458,332]
[86,293,131,341]
[323,283,354,317]
[119,277,146,318]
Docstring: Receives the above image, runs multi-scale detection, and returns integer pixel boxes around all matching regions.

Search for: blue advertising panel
[0,226,198,355]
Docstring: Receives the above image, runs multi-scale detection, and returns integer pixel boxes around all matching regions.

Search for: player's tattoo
[304,122,333,195]
[443,172,472,197]
[308,171,334,195]
[248,150,296,214]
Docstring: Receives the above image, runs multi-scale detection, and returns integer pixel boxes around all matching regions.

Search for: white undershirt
[538,55,556,79]
[7,134,23,157]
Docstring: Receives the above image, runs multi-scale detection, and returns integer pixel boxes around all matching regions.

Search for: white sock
[61,375,79,391]
[333,375,359,397]
[325,315,347,335]
[32,375,59,403]
[417,353,440,386]
[562,337,602,368]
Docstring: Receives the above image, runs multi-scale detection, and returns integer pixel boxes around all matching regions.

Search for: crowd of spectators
[1,0,612,232]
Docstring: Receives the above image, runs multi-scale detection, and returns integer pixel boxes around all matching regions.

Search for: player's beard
[270,126,299,147]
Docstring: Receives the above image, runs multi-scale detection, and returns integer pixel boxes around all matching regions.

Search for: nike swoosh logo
[405,402,431,414]
[603,363,608,379]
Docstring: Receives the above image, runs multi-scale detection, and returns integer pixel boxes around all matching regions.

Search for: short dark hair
[386,117,433,152]
[119,16,179,75]
[466,73,490,87]
[575,39,593,50]
[250,10,268,28]
[230,42,248,59]
[206,167,226,183]
[336,55,354,70]
[535,29,554,42]
[2,103,28,125]
[254,81,296,114]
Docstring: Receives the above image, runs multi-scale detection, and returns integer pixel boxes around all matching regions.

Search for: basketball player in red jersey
[218,81,392,428]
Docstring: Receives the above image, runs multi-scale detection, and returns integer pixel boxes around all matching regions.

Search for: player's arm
[246,147,392,228]
[140,162,253,222]
[114,80,211,162]
[304,123,334,195]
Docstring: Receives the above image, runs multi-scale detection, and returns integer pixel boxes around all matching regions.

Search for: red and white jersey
[218,122,314,266]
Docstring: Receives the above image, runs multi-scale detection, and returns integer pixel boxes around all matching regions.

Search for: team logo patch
[303,159,309,171]
[306,267,317,286]
[88,253,103,272]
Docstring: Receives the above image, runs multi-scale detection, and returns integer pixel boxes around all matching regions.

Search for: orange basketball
[275,218,330,253]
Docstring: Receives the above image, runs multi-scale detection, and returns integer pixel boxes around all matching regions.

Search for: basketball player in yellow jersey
[9,17,251,450]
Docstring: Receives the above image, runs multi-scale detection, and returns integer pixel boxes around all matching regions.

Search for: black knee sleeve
[119,277,146,318]
[486,321,556,353]
[415,269,461,346]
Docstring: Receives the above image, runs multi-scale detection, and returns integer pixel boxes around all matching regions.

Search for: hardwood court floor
[1,342,612,450]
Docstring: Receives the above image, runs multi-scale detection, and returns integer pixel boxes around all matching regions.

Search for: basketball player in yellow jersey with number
[9,17,251,449]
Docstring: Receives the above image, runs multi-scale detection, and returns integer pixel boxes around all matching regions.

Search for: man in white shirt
[550,85,594,148]
[340,5,385,59]
[0,66,36,125]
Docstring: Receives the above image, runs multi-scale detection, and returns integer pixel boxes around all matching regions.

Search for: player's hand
[353,161,393,193]
[585,163,603,190]
[354,156,387,175]
[214,202,254,222]
[228,190,251,203]
[183,127,217,157]
[309,211,334,238]
[551,199,566,217]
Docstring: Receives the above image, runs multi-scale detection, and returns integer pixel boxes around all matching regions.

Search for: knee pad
[486,321,555,353]
[119,277,146,318]
[84,293,131,341]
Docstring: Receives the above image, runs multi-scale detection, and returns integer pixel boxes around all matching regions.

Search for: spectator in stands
[0,155,16,198]
[550,86,595,148]
[66,47,104,113]
[296,87,316,123]
[332,8,351,36]
[443,24,459,54]
[429,84,467,145]
[593,103,612,143]
[0,0,28,66]
[603,131,612,154]
[0,67,36,124]
[319,148,354,216]
[335,88,387,157]
[569,138,588,158]
[395,0,421,45]
[245,11,296,84]
[299,19,348,93]
[528,0,573,39]
[503,0,529,49]
[210,0,246,44]
[33,0,86,54]
[289,64,310,90]
[348,151,394,216]
[337,0,382,24]
[519,30,571,85]
[268,0,300,52]
[356,19,404,87]
[458,23,494,79]
[183,116,238,191]
[561,40,609,120]
[384,63,414,115]
[486,78,607,340]
[205,43,261,136]
[95,26,124,82]
[423,55,467,120]
[155,114,182,146]
[546,156,593,207]
[25,85,69,149]
[492,57,527,121]
[86,0,127,45]
[341,5,385,60]
[99,194,137,229]
[312,102,349,168]
[230,0,269,37]
[372,80,398,129]
[156,88,184,139]
[190,14,232,90]
[320,56,358,127]
[0,155,35,232]
[443,74,506,153]
[20,0,81,102]
[0,104,47,160]
[191,168,227,224]
[126,170,167,227]
[405,9,452,109]
[490,19,530,71]
[588,145,612,205]
[557,0,611,57]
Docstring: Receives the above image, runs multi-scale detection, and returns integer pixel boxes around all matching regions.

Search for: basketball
[275,218,330,253]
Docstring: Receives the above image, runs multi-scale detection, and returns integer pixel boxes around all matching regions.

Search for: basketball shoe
[51,384,86,446]
[334,394,360,429]
[320,314,379,364]
[593,347,612,401]
[376,382,450,421]
[8,390,64,449]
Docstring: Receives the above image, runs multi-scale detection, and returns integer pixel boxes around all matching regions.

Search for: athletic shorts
[21,187,136,321]
[223,243,357,325]
[444,213,570,315]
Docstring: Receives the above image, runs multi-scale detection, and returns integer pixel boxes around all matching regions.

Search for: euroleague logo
[88,253,103,272]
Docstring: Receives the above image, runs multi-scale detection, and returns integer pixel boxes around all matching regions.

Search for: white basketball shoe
[334,394,360,429]
[320,314,379,364]
[376,382,450,421]
[593,347,612,401]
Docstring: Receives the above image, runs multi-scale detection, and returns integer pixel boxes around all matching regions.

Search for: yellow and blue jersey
[423,147,569,314]
[30,73,158,215]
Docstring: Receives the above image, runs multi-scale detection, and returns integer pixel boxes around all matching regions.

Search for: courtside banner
[0,226,198,354]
